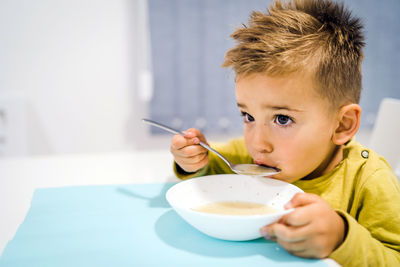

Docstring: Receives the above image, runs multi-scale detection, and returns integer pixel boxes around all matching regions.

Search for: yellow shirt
[173,138,400,266]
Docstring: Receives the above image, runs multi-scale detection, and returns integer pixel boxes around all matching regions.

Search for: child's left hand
[260,193,346,259]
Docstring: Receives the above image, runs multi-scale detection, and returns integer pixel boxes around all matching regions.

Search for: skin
[170,71,361,258]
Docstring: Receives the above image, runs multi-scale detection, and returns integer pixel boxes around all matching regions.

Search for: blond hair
[222,0,365,107]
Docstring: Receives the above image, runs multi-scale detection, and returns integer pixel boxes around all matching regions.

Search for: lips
[254,159,281,172]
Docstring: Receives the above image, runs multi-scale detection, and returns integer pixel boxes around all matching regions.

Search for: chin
[265,173,283,180]
[267,173,297,183]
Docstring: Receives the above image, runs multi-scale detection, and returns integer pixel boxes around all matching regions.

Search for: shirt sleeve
[329,168,400,266]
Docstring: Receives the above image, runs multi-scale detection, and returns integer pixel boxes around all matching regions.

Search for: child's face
[235,72,339,183]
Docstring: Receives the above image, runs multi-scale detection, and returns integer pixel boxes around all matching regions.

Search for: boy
[170,0,400,266]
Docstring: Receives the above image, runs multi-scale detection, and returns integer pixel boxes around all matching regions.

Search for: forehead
[235,72,330,112]
[236,70,314,89]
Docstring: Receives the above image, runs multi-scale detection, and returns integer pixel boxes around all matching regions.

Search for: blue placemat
[0,183,326,266]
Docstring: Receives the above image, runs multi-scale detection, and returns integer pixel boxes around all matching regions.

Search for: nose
[251,123,273,153]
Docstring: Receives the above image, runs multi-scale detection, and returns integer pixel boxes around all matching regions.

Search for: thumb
[285,193,319,209]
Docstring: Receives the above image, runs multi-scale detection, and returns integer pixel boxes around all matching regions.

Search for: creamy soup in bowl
[193,201,278,215]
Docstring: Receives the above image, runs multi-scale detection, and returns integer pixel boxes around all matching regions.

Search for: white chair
[368,98,400,178]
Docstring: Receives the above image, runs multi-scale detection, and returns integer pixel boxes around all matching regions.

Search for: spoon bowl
[142,119,280,177]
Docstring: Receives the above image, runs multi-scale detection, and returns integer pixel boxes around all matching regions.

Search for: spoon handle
[142,119,232,167]
[142,118,182,136]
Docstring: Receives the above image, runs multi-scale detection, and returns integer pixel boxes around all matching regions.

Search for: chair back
[369,98,400,172]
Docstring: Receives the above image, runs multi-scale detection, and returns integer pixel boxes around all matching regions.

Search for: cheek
[275,143,299,168]
[243,131,253,151]
[276,127,331,163]
[284,134,332,169]
[243,128,259,157]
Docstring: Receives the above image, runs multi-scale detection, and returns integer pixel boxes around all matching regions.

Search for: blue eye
[275,114,293,126]
[241,112,255,123]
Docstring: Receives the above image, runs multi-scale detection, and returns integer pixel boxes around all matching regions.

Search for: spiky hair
[222,0,365,107]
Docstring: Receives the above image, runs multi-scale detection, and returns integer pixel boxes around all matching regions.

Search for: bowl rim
[166,174,303,219]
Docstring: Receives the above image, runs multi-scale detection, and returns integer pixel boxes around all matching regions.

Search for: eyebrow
[237,103,303,112]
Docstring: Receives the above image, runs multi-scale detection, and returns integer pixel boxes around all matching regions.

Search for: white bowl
[166,174,303,241]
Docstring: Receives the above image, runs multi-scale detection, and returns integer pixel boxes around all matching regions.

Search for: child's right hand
[170,128,209,173]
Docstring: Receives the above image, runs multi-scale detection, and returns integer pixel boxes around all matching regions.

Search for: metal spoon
[142,118,280,176]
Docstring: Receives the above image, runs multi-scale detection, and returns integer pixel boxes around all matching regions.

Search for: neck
[303,144,344,180]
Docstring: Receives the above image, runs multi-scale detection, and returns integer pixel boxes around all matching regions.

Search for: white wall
[0,0,147,156]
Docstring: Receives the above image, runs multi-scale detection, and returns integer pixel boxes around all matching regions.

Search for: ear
[332,104,362,145]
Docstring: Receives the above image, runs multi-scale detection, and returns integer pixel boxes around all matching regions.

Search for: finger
[172,142,208,158]
[175,153,209,173]
[288,248,321,259]
[175,151,208,165]
[282,206,313,227]
[282,237,331,259]
[260,224,275,240]
[171,134,198,150]
[285,193,320,209]
[183,128,208,144]
[269,223,308,243]
[171,128,208,150]
[277,239,308,254]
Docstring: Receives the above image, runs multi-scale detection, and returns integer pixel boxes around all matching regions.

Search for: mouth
[254,160,281,173]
